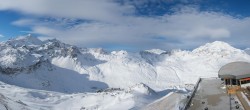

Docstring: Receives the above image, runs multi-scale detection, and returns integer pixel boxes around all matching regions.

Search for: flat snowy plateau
[0,35,250,110]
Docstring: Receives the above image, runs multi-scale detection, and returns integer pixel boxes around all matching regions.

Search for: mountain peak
[206,41,231,46]
[7,34,42,46]
[201,41,232,48]
[193,41,237,52]
[144,49,167,55]
[192,41,242,56]
[16,34,40,41]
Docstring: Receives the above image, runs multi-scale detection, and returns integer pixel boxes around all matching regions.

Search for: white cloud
[32,26,60,35]
[12,19,37,26]
[30,8,250,49]
[4,1,250,50]
[0,0,134,23]
[0,34,5,38]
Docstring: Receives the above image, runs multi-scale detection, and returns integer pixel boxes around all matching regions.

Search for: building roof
[218,61,250,79]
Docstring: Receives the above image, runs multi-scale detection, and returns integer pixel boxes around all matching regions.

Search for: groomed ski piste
[0,35,250,110]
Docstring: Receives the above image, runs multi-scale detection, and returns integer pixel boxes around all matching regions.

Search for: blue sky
[0,0,250,51]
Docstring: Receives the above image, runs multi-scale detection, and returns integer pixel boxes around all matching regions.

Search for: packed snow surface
[0,35,250,109]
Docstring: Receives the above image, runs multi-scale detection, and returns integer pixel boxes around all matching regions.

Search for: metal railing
[182,78,201,110]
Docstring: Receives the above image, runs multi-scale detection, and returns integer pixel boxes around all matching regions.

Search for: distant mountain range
[0,35,250,109]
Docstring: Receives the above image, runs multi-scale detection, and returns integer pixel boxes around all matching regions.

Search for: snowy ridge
[0,81,170,110]
[192,41,244,57]
[128,83,156,95]
[0,35,250,109]
[144,49,168,55]
[0,36,250,91]
[4,35,42,47]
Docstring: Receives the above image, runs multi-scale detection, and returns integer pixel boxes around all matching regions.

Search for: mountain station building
[219,61,250,92]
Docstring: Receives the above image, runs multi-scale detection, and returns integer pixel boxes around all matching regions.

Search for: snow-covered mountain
[0,35,250,109]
